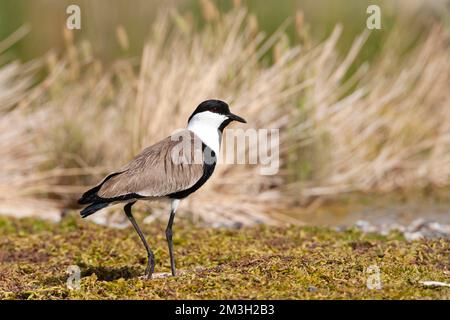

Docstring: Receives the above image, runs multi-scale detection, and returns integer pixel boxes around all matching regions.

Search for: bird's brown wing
[97,130,205,199]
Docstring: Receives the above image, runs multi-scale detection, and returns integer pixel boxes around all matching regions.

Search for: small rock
[419,281,450,288]
[345,218,450,240]
[407,218,427,232]
[404,231,424,241]
[211,221,243,229]
[428,222,450,235]
[334,225,348,232]
[355,220,378,233]
[307,286,317,293]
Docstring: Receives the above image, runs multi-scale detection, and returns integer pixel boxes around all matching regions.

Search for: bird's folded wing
[97,131,205,199]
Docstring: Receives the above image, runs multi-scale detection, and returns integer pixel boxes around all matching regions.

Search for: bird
[78,99,246,279]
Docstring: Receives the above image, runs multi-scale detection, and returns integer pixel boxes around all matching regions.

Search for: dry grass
[290,25,450,199]
[0,3,449,225]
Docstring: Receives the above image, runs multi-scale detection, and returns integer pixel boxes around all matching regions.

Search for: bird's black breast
[168,144,217,200]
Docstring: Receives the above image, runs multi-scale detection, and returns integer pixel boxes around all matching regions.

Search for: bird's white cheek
[187,121,221,155]
[189,111,228,127]
[187,112,228,155]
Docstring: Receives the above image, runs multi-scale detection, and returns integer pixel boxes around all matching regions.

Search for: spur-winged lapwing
[78,100,246,279]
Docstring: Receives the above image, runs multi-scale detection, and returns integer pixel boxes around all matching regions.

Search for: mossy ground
[0,215,449,299]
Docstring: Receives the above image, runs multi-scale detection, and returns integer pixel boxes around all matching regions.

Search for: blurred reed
[0,2,449,225]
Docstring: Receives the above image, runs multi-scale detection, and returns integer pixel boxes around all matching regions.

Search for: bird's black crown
[188,100,230,122]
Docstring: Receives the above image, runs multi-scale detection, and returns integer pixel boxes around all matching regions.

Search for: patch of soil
[349,241,375,252]
[0,249,50,264]
[80,265,142,281]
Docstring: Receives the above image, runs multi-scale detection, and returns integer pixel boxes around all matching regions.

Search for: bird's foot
[142,255,155,279]
[142,268,153,280]
[139,265,153,280]
[138,274,152,280]
[148,270,184,279]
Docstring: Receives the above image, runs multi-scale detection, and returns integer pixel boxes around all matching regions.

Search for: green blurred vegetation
[0,215,449,299]
[0,0,445,63]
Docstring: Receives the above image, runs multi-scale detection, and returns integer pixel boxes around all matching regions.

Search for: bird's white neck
[187,111,227,155]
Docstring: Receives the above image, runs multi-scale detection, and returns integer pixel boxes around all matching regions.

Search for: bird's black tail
[78,172,124,218]
[80,202,109,218]
[78,172,123,205]
[78,185,103,205]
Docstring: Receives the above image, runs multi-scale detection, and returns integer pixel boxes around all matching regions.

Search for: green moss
[0,215,448,299]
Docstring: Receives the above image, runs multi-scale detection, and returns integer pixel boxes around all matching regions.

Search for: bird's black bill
[228,113,247,123]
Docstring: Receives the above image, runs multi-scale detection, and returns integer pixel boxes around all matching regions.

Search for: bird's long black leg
[166,208,176,276]
[124,202,155,279]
